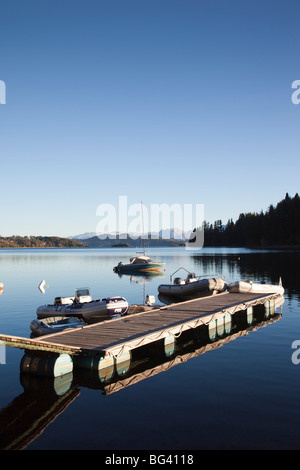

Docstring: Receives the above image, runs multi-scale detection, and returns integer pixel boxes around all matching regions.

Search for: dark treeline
[202,193,300,247]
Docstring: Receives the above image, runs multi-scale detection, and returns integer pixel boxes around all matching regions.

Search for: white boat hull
[36,296,128,323]
[228,281,284,295]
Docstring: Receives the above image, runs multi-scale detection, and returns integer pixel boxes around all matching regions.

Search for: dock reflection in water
[0,296,284,450]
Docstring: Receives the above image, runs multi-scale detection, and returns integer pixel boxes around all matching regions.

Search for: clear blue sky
[1,0,300,237]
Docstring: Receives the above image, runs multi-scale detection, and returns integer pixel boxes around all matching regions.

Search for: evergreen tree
[202,193,300,247]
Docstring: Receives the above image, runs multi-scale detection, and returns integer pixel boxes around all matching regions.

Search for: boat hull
[228,281,284,295]
[158,278,227,299]
[115,262,165,273]
[36,296,128,323]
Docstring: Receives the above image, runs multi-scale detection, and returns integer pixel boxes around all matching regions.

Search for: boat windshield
[130,256,152,264]
[75,288,90,297]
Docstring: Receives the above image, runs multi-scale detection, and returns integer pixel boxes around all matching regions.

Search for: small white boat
[36,287,128,323]
[158,268,227,300]
[228,279,284,295]
[30,316,85,336]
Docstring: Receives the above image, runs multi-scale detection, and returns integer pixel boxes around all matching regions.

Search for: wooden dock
[0,291,281,360]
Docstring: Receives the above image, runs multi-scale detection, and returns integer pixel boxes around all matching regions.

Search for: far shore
[1,244,300,250]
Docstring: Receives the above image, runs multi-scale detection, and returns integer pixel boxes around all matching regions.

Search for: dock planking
[0,291,281,358]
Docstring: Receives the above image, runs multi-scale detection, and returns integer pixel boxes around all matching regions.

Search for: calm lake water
[0,246,300,450]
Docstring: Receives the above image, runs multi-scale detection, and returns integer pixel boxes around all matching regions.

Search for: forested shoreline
[202,193,300,247]
[0,235,87,248]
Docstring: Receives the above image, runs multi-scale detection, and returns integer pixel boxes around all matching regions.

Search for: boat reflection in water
[0,295,284,449]
[114,270,165,312]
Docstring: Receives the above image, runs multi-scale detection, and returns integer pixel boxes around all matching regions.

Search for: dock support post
[115,350,132,376]
[164,335,176,357]
[73,354,115,382]
[264,298,275,317]
[20,353,73,378]
[73,350,132,380]
[247,306,254,324]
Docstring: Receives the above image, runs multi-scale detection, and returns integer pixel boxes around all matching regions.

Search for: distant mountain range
[70,228,191,241]
[70,232,187,248]
[0,230,190,249]
[68,229,190,248]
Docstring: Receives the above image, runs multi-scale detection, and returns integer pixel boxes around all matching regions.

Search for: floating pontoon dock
[0,292,281,369]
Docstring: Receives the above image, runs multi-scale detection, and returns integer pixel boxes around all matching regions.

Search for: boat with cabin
[113,201,165,273]
[114,255,165,273]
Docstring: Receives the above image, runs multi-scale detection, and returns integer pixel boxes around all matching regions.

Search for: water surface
[0,247,300,450]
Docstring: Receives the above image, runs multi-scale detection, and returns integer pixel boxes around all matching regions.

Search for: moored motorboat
[36,287,128,323]
[158,268,227,300]
[30,316,85,336]
[227,279,284,295]
[114,255,165,273]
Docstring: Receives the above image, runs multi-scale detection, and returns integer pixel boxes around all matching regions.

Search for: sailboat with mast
[113,202,165,273]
